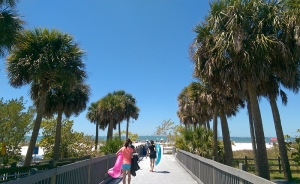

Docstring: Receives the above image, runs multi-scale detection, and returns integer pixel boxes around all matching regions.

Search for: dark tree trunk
[213,106,219,161]
[203,120,207,130]
[107,116,114,141]
[219,108,233,166]
[269,94,292,181]
[95,122,99,150]
[53,110,63,160]
[24,91,47,166]
[247,79,270,180]
[207,120,210,130]
[106,122,110,141]
[126,117,129,139]
[118,122,121,140]
[247,99,258,174]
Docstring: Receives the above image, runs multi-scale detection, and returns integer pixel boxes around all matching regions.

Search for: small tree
[113,130,139,142]
[39,118,94,159]
[0,97,34,164]
[155,119,176,142]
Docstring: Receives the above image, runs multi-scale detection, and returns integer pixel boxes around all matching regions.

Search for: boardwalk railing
[3,146,143,184]
[233,156,300,173]
[176,149,275,184]
[4,154,116,184]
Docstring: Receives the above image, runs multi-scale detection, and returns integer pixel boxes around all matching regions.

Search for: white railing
[176,149,275,184]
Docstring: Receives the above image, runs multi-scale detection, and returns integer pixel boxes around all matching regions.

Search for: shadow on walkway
[152,170,170,174]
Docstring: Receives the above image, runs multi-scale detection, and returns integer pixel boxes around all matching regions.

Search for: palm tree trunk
[95,122,99,150]
[219,108,233,166]
[118,122,121,140]
[247,99,258,174]
[126,117,129,139]
[24,92,47,166]
[106,122,110,141]
[108,116,114,140]
[207,120,210,130]
[213,106,219,161]
[203,120,207,129]
[247,79,270,180]
[53,110,63,160]
[269,94,292,181]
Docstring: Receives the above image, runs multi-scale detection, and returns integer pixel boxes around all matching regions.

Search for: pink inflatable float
[107,153,123,178]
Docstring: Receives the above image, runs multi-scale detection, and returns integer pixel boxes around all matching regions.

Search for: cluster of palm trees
[86,90,139,150]
[2,0,90,167]
[177,0,300,181]
[1,0,140,168]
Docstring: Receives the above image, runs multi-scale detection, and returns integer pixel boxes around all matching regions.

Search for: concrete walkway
[106,154,197,184]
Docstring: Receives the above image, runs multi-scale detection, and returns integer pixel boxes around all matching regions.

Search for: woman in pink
[116,138,134,184]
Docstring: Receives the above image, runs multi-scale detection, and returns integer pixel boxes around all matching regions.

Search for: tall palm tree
[86,102,101,150]
[98,93,124,140]
[191,0,299,179]
[112,90,140,139]
[177,87,194,128]
[6,28,87,166]
[0,0,24,57]
[40,83,90,160]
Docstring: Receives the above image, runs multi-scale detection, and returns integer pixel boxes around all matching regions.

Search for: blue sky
[0,0,299,137]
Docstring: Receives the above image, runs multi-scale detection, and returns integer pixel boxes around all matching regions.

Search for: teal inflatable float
[155,144,161,165]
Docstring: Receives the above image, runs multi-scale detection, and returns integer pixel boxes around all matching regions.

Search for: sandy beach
[232,143,273,151]
[20,143,273,158]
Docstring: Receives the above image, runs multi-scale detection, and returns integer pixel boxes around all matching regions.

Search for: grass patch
[233,144,300,183]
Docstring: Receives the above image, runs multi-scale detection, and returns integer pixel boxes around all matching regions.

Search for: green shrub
[100,137,123,155]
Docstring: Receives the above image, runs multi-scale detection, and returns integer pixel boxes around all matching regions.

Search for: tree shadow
[153,170,170,174]
[105,177,122,184]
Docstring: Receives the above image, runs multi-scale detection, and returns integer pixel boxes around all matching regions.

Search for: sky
[0,0,299,138]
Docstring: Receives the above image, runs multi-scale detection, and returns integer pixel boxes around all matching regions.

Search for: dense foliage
[0,97,34,164]
[99,137,123,155]
[39,118,94,159]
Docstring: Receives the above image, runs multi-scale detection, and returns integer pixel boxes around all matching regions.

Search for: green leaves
[6,28,87,90]
[0,0,24,57]
[0,97,34,164]
[39,118,94,159]
[99,137,122,155]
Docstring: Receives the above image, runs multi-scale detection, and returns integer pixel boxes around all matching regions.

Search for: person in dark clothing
[146,140,156,172]
[130,153,140,176]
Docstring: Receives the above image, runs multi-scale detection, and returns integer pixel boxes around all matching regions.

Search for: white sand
[232,143,273,151]
[21,146,44,158]
[19,143,273,158]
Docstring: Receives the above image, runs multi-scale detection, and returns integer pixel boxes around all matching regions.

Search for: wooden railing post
[88,160,91,184]
[278,156,281,174]
[50,160,57,184]
[244,156,248,171]
[239,163,246,171]
[239,163,246,184]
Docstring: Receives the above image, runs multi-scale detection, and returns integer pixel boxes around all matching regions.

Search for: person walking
[146,140,156,172]
[116,138,134,184]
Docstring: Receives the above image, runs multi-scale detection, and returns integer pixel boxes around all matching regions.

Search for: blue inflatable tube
[155,144,161,165]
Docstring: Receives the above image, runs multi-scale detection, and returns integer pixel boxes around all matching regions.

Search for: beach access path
[105,154,198,184]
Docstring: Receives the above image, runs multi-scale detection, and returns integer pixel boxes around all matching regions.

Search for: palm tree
[40,83,90,160]
[0,0,24,57]
[6,28,87,166]
[86,102,101,150]
[112,90,140,139]
[177,87,194,128]
[98,93,124,140]
[191,0,300,179]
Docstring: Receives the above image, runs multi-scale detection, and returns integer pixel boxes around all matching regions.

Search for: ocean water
[26,136,295,143]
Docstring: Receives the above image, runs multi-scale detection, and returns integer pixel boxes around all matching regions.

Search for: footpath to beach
[106,154,197,184]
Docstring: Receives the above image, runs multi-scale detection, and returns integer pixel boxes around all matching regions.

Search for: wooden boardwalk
[106,154,197,184]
